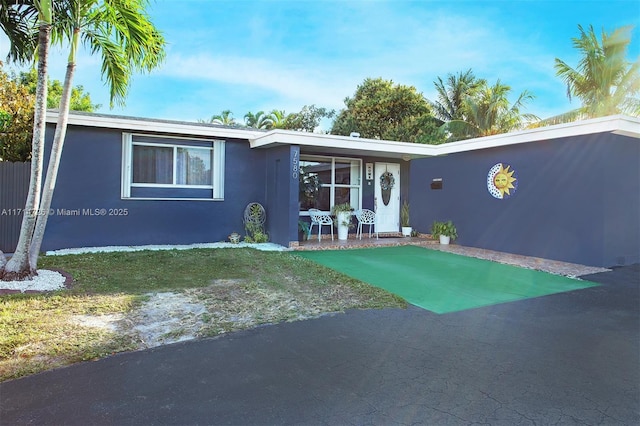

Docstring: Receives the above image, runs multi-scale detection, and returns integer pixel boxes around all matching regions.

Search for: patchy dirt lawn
[73,276,393,349]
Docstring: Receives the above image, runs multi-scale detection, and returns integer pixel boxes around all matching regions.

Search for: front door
[374,162,400,233]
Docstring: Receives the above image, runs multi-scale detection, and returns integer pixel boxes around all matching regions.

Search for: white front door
[374,162,400,233]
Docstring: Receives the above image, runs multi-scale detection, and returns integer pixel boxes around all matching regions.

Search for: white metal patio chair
[308,208,334,241]
[355,209,378,239]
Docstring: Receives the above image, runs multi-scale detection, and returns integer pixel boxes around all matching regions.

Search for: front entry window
[299,155,361,212]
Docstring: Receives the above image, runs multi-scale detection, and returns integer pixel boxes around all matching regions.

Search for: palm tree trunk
[1,21,50,281]
[29,29,78,269]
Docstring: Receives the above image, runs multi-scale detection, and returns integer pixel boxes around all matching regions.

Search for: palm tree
[267,109,287,129]
[200,109,237,126]
[0,0,38,63]
[26,0,165,269]
[550,24,640,123]
[244,110,272,129]
[430,69,484,122]
[445,80,538,139]
[1,0,52,280]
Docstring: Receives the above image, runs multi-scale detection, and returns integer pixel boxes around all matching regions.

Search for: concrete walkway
[1,265,638,425]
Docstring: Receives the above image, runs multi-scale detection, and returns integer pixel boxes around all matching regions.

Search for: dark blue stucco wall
[410,133,639,267]
[264,145,299,247]
[41,124,269,251]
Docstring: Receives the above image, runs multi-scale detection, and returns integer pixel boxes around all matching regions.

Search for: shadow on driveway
[1,265,638,425]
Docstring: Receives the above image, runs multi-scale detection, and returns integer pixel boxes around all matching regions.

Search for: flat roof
[48,111,640,159]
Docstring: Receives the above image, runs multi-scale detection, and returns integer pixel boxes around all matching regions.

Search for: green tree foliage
[0,0,38,63]
[551,24,640,122]
[282,104,335,132]
[430,69,484,122]
[0,66,100,161]
[18,69,100,111]
[199,109,237,126]
[331,78,443,143]
[201,105,334,132]
[443,80,538,139]
[0,65,34,162]
[244,110,272,129]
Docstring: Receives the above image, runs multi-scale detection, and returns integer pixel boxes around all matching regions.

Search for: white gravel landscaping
[45,241,290,256]
[0,269,67,292]
[1,242,289,292]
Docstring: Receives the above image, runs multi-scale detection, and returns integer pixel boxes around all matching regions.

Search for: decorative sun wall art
[487,163,518,199]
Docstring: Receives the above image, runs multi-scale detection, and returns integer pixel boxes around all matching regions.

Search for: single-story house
[38,111,638,268]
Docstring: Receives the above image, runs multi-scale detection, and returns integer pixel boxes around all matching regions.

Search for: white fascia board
[436,115,640,156]
[250,130,440,158]
[611,115,640,138]
[46,110,263,140]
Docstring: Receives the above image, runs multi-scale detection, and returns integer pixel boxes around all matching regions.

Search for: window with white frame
[299,155,361,212]
[122,133,225,200]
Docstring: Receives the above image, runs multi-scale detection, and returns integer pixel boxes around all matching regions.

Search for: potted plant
[331,203,353,241]
[431,220,457,245]
[400,201,412,237]
[298,219,310,241]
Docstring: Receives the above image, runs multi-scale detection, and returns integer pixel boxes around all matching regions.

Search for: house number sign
[292,149,299,180]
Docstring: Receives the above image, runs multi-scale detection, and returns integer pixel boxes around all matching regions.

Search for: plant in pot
[244,205,269,243]
[431,220,457,245]
[331,203,353,241]
[400,201,412,237]
[298,219,310,241]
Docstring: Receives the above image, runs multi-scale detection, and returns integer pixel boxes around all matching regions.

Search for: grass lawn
[0,248,405,382]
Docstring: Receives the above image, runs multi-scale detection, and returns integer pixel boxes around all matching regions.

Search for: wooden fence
[0,162,30,253]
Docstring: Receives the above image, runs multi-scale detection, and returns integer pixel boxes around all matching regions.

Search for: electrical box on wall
[431,178,443,190]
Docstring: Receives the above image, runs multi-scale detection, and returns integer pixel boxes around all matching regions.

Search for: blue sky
[1,0,639,128]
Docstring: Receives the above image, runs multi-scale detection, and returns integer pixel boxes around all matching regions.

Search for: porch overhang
[249,130,437,160]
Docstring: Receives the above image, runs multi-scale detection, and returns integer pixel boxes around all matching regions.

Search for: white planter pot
[336,212,350,240]
[401,226,412,237]
[439,235,450,245]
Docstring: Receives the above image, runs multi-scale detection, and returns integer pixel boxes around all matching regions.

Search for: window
[122,133,225,200]
[299,155,361,212]
[132,145,213,185]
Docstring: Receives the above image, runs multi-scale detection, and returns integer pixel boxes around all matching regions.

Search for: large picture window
[132,145,213,185]
[122,134,224,200]
[299,155,361,212]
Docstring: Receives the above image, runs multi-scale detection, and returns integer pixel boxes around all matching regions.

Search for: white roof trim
[251,115,639,157]
[46,110,263,139]
[434,114,640,155]
[48,111,639,158]
[250,129,440,159]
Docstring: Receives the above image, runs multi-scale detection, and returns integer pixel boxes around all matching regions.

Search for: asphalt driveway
[1,265,638,425]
